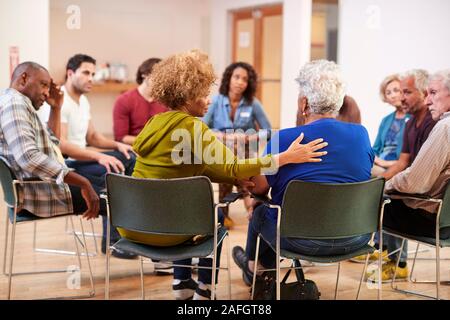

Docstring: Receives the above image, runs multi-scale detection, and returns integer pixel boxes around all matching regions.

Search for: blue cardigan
[372,111,411,159]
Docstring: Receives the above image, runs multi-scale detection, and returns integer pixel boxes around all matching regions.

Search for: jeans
[66,150,136,178]
[245,205,372,269]
[174,208,224,285]
[66,150,136,242]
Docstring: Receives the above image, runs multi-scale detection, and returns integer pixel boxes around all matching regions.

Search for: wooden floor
[0,188,449,300]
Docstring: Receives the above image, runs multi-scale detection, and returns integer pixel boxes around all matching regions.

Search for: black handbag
[252,259,321,300]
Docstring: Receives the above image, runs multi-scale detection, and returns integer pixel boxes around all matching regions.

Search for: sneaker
[173,278,197,300]
[365,261,409,283]
[232,246,253,287]
[193,286,212,300]
[350,250,389,263]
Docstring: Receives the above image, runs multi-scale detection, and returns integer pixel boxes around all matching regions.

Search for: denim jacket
[373,111,411,159]
[202,94,271,134]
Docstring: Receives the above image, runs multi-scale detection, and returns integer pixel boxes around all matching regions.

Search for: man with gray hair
[367,70,450,282]
[369,70,437,280]
[381,69,436,180]
[232,60,374,286]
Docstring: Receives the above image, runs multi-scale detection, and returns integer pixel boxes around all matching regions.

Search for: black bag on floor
[252,259,321,300]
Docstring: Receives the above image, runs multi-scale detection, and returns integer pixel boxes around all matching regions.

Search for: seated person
[232,60,374,286]
[0,62,102,222]
[367,69,450,282]
[337,95,361,124]
[203,62,272,226]
[129,50,328,300]
[113,57,168,145]
[372,74,410,176]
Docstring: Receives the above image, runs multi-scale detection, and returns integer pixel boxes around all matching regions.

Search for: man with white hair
[232,60,375,286]
[367,70,450,282]
[368,70,437,277]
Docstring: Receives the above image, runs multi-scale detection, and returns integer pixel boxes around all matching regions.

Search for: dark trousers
[383,199,450,262]
[246,205,372,268]
[174,209,225,285]
[65,150,136,177]
[66,150,136,242]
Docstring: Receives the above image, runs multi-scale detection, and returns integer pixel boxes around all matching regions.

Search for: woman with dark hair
[113,58,168,145]
[203,62,272,227]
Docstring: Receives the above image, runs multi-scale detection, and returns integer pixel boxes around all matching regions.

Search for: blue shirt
[202,94,271,133]
[264,118,374,221]
[372,111,410,160]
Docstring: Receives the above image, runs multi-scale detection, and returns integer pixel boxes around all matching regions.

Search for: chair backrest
[0,156,17,207]
[438,181,450,229]
[105,174,215,236]
[280,178,385,239]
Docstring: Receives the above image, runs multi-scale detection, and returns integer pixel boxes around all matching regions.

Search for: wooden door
[232,5,283,129]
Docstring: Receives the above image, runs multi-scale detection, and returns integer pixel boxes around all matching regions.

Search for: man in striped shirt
[368,70,450,282]
[0,62,102,220]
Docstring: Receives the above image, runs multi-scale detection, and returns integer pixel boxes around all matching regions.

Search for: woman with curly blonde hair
[127,50,327,300]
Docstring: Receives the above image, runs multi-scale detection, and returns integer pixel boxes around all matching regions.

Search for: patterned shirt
[386,112,450,213]
[0,88,73,217]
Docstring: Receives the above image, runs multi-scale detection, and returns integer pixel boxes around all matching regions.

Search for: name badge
[240,111,251,118]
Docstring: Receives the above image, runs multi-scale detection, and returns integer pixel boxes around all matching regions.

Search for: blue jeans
[372,232,408,263]
[245,205,372,268]
[66,150,136,178]
[66,150,136,242]
[174,209,224,284]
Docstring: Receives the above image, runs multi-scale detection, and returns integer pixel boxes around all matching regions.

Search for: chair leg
[251,236,261,300]
[3,212,9,275]
[77,216,95,298]
[334,262,340,300]
[33,217,96,257]
[139,257,145,300]
[356,253,371,299]
[226,235,232,300]
[7,217,17,300]
[105,215,111,300]
[211,248,217,301]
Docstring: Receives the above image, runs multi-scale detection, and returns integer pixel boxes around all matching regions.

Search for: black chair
[383,183,450,300]
[0,156,94,299]
[103,174,234,300]
[251,178,388,300]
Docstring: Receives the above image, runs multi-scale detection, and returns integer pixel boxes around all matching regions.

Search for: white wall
[339,0,450,142]
[209,0,312,129]
[50,0,210,135]
[0,0,49,89]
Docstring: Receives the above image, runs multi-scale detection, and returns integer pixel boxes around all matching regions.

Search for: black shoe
[172,278,197,300]
[232,246,253,287]
[193,286,212,300]
[101,238,138,260]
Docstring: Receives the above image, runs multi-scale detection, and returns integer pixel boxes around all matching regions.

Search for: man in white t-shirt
[60,54,136,259]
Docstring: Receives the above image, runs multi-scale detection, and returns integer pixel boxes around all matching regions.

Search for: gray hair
[295,60,345,116]
[429,69,450,93]
[400,69,429,93]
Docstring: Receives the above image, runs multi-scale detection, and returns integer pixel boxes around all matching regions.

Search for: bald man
[0,62,101,220]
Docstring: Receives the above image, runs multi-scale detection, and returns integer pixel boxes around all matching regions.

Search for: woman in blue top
[232,60,375,286]
[372,74,410,176]
[203,62,272,227]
